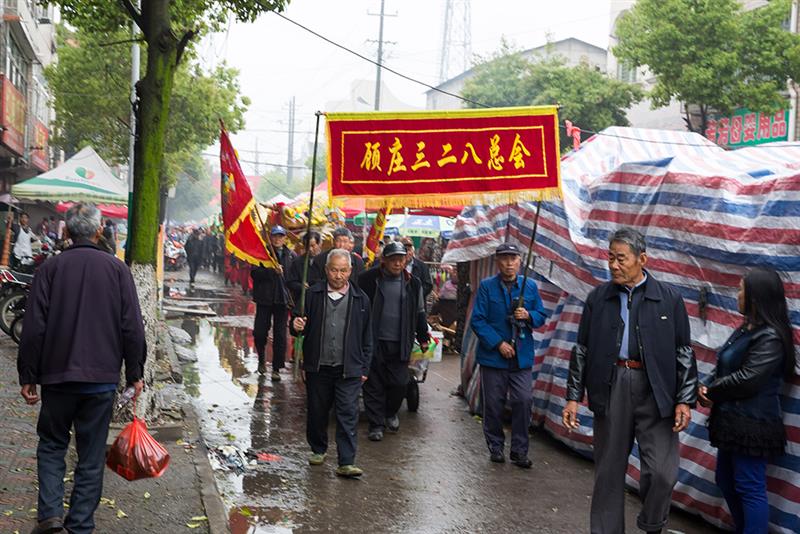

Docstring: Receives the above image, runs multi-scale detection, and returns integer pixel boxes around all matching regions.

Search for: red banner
[0,75,25,156]
[326,107,561,208]
[30,120,49,171]
[364,204,391,266]
[219,126,276,267]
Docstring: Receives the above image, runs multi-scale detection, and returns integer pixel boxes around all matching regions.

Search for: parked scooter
[164,239,187,271]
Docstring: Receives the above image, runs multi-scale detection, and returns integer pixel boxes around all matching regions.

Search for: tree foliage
[461,44,643,148]
[614,0,800,132]
[46,27,248,187]
[169,155,216,222]
[256,168,309,202]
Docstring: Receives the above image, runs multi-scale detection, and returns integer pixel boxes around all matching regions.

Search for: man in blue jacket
[471,243,547,468]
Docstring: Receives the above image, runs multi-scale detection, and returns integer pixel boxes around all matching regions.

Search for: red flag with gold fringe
[219,125,277,267]
[364,203,392,266]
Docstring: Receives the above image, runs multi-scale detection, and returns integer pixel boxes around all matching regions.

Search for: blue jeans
[37,388,115,534]
[715,450,770,534]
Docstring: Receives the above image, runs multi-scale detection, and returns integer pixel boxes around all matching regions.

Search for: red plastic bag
[106,417,170,481]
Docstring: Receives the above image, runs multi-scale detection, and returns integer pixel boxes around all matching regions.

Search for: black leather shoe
[490,451,505,463]
[510,452,532,468]
[30,517,63,534]
[368,429,384,442]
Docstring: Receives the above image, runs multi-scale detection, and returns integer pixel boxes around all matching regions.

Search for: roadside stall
[443,126,800,533]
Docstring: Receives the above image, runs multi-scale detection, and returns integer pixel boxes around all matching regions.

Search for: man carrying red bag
[17,203,146,534]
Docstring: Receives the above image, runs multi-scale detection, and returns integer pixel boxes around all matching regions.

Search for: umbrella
[386,214,455,238]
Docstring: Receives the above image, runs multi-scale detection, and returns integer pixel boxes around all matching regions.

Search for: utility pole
[286,96,295,182]
[368,0,396,111]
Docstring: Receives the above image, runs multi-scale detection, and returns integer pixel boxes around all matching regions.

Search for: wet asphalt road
[168,273,717,534]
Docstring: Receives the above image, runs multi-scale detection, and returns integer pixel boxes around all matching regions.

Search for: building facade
[426,38,607,110]
[0,0,56,194]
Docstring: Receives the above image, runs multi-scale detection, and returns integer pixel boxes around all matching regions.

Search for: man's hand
[697,386,713,408]
[131,380,144,401]
[20,384,39,405]
[275,265,284,276]
[498,341,515,359]
[301,370,306,384]
[513,307,530,321]
[293,316,307,333]
[420,341,430,353]
[361,375,368,383]
[673,403,691,432]
[562,400,580,430]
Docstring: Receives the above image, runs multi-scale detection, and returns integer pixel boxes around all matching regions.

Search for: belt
[616,359,644,369]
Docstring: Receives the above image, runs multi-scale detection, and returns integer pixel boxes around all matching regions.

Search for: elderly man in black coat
[563,227,697,534]
[18,202,146,534]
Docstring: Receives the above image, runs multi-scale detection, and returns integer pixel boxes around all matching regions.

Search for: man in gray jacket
[562,227,697,534]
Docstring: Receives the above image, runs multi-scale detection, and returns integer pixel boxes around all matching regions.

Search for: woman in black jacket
[699,268,796,534]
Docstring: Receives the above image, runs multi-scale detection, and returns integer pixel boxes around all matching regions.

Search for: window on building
[5,33,29,95]
[617,61,637,83]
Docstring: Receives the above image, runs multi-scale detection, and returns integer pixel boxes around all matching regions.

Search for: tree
[614,0,800,133]
[461,44,643,149]
[52,0,288,266]
[256,168,309,202]
[46,27,249,186]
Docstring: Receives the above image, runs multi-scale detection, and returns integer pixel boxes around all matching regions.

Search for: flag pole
[253,205,295,310]
[294,111,323,380]
[516,200,542,309]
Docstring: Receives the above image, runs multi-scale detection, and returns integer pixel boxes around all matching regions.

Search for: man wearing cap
[399,236,433,299]
[287,231,322,305]
[358,241,430,441]
[562,227,696,534]
[251,225,296,380]
[470,242,547,468]
[310,227,365,288]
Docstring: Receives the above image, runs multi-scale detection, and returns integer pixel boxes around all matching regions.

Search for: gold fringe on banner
[356,187,562,210]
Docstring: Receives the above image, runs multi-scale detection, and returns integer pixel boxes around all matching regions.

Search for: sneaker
[385,415,400,433]
[335,464,363,478]
[271,370,281,382]
[308,453,326,466]
[509,451,532,468]
[490,451,505,463]
[368,429,384,442]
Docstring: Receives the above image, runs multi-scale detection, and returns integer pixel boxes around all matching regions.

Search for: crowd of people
[12,206,796,533]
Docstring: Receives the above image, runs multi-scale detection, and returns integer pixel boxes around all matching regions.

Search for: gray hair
[332,227,353,240]
[65,202,102,240]
[609,227,646,256]
[326,248,352,267]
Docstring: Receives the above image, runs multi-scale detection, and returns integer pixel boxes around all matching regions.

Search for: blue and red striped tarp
[444,127,800,533]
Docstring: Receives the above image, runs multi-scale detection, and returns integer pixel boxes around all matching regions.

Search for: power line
[201,153,308,170]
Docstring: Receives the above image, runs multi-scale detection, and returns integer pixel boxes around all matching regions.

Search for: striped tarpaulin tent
[443,127,800,533]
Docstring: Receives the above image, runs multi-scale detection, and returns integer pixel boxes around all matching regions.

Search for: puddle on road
[168,284,310,533]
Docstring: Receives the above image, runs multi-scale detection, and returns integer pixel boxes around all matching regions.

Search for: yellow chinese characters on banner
[326,107,561,208]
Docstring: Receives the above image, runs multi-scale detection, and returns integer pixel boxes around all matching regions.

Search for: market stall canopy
[55,201,128,219]
[11,146,128,205]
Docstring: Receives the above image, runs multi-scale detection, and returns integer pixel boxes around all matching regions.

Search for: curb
[185,403,231,534]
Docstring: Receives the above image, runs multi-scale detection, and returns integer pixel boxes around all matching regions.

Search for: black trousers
[253,303,288,371]
[363,340,408,431]
[306,365,362,466]
[36,388,115,534]
[481,366,532,456]
[188,258,201,282]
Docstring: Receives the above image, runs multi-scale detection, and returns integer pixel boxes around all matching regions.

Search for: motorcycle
[0,237,57,339]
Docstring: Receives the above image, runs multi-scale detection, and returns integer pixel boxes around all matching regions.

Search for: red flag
[364,204,392,266]
[220,126,276,267]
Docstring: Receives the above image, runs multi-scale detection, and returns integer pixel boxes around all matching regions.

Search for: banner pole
[295,111,323,380]
[253,205,295,310]
[516,200,542,309]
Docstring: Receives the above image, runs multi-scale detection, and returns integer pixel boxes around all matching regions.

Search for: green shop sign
[705,108,789,147]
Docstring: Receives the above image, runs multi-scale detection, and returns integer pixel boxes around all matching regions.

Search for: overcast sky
[199,0,611,176]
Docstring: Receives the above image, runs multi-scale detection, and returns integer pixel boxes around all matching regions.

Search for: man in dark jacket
[358,242,430,441]
[17,202,146,534]
[286,230,322,304]
[400,236,433,299]
[184,228,203,284]
[562,227,697,534]
[251,225,296,380]
[310,227,365,287]
[291,248,372,478]
[470,243,547,468]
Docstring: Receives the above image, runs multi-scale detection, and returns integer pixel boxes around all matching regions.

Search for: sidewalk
[0,333,221,534]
